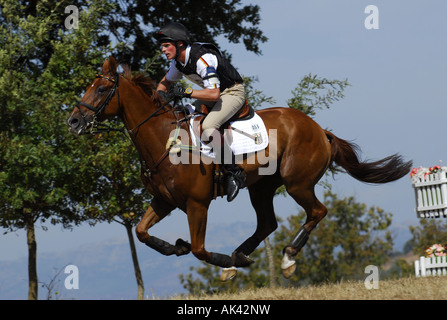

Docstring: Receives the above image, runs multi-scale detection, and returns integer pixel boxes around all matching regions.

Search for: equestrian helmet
[155,22,190,45]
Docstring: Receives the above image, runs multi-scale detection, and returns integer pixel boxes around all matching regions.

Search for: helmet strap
[174,41,185,61]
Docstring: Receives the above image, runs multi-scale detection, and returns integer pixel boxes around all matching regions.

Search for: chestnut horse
[67,57,412,279]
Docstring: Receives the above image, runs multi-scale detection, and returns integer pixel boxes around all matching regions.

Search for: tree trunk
[125,221,145,300]
[264,237,276,288]
[25,211,38,300]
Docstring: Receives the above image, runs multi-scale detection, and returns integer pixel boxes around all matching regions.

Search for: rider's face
[161,42,177,60]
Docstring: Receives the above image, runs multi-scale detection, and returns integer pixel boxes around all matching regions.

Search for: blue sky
[2,0,446,287]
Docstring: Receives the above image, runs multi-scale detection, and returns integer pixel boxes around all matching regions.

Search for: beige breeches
[193,83,245,140]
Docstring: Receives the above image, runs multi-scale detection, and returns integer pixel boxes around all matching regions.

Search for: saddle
[175,101,255,199]
[191,101,255,143]
[189,101,254,199]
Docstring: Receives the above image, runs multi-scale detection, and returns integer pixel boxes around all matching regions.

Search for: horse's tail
[324,130,412,184]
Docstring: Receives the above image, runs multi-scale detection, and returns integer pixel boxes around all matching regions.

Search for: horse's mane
[121,65,163,105]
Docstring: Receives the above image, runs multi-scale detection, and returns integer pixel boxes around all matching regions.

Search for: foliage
[287,73,350,117]
[279,191,393,285]
[0,0,112,231]
[93,0,267,77]
[243,76,276,110]
[0,0,112,299]
[407,219,447,256]
[384,258,414,279]
[0,0,269,299]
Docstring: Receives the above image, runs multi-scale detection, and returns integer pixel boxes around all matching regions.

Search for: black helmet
[155,22,190,45]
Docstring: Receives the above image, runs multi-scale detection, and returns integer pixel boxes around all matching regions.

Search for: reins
[76,72,187,173]
[127,98,176,134]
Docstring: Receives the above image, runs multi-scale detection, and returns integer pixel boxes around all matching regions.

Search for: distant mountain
[0,237,194,300]
[0,221,253,300]
[0,219,412,300]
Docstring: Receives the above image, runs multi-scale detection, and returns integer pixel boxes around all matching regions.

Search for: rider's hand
[172,87,193,99]
[157,90,170,102]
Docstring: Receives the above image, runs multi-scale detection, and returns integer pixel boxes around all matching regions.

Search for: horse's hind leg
[237,178,279,256]
[281,186,328,278]
[135,197,191,256]
[220,178,280,281]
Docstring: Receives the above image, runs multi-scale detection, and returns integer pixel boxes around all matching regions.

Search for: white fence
[414,256,447,277]
[411,166,447,218]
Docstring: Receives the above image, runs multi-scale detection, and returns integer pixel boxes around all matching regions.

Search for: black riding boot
[220,142,245,202]
[223,163,245,202]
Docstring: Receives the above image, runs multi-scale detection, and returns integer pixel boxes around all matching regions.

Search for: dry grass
[178,276,447,300]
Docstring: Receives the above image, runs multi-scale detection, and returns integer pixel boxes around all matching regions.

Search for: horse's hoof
[231,251,254,267]
[281,253,296,279]
[174,238,191,256]
[221,267,237,281]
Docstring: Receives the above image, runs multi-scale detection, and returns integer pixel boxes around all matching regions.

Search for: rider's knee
[201,127,218,142]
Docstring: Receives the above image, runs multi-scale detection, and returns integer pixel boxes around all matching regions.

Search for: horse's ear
[101,56,117,75]
[107,56,117,74]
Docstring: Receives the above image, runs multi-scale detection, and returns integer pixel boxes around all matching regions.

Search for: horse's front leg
[187,199,245,268]
[135,197,191,256]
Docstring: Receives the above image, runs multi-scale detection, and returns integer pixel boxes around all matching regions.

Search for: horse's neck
[121,89,174,166]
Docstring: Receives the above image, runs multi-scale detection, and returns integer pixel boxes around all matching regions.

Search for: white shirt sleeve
[196,53,220,89]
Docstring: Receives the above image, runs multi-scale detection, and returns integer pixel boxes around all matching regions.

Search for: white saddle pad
[185,104,269,158]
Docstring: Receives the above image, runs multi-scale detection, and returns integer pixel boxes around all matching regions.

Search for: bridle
[75,73,176,135]
[75,73,123,135]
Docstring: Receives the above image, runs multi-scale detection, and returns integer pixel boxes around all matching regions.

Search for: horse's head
[67,56,122,135]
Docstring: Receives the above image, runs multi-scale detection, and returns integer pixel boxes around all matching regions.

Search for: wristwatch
[184,87,193,98]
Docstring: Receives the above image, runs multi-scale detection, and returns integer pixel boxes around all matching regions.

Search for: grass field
[179,276,447,300]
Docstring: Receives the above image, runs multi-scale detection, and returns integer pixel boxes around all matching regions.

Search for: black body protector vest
[175,43,243,92]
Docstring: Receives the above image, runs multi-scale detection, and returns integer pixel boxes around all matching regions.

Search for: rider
[154,22,246,202]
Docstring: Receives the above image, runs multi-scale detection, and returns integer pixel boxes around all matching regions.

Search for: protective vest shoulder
[175,43,243,91]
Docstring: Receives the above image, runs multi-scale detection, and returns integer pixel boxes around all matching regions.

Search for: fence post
[420,256,426,277]
[414,260,420,277]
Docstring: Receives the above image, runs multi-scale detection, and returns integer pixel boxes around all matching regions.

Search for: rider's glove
[172,86,193,98]
[157,90,170,101]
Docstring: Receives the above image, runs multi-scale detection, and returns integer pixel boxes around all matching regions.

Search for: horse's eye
[97,86,108,94]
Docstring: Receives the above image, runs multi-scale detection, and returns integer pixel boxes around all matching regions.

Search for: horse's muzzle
[67,112,89,135]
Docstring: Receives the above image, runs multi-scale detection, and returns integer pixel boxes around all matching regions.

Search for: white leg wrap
[281,252,295,270]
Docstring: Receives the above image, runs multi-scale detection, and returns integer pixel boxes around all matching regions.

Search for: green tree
[408,219,447,256]
[279,191,393,285]
[0,0,111,299]
[287,73,350,117]
[0,0,269,300]
[100,0,267,74]
[1,0,267,300]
